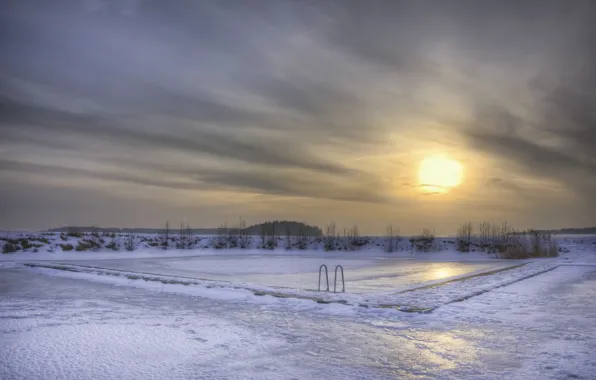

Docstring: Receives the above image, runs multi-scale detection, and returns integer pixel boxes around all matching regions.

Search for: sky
[1,0,595,235]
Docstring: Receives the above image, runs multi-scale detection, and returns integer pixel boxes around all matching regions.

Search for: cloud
[0,159,203,191]
[0,156,391,205]
[0,96,348,174]
[456,1,596,212]
[1,0,596,230]
[240,75,377,143]
[194,169,391,204]
[463,93,596,210]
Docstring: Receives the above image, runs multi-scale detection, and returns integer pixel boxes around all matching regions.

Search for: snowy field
[1,236,595,379]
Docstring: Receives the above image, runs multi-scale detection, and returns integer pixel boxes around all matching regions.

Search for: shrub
[2,243,17,254]
[19,239,32,250]
[498,230,559,259]
[351,238,368,248]
[60,244,74,252]
[67,230,84,238]
[212,240,226,249]
[74,238,101,252]
[457,239,470,252]
[227,236,238,249]
[75,242,90,251]
[84,239,101,249]
[124,234,135,251]
[106,241,119,251]
[410,229,438,252]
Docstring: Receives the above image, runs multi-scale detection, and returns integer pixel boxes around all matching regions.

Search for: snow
[0,272,306,380]
[0,270,419,379]
[1,237,595,379]
[434,265,596,380]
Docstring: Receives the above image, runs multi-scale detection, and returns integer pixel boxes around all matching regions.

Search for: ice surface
[51,254,516,293]
[435,265,596,380]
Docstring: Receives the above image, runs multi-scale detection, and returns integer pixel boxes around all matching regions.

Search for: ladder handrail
[334,265,345,293]
[318,264,329,292]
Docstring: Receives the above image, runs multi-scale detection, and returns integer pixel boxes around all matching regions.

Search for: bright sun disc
[418,155,463,193]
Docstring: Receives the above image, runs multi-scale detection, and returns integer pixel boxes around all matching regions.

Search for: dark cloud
[458,0,596,214]
[317,1,442,71]
[467,128,596,178]
[0,97,347,174]
[1,0,596,230]
[0,159,202,191]
[195,169,390,204]
[0,158,389,205]
[0,178,235,231]
[317,0,573,71]
[542,86,596,161]
[241,75,381,143]
[464,93,596,209]
[486,178,533,199]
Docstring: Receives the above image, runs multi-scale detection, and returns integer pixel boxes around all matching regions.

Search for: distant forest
[48,220,324,237]
[546,227,596,235]
[46,224,596,236]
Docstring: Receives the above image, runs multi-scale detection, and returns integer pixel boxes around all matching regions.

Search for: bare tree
[258,222,277,249]
[177,223,186,249]
[89,225,102,251]
[260,223,266,249]
[175,222,193,249]
[324,222,337,251]
[385,225,400,253]
[186,223,193,249]
[285,225,292,250]
[161,221,170,250]
[346,225,361,251]
[266,222,276,250]
[298,224,308,250]
[214,223,228,249]
[456,222,473,252]
[499,221,511,247]
[124,233,136,251]
[238,217,248,249]
[478,221,491,249]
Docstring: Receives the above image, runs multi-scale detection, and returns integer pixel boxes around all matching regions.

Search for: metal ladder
[318,264,345,293]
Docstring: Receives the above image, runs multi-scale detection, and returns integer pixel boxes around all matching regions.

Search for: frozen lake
[2,261,595,380]
[57,254,515,293]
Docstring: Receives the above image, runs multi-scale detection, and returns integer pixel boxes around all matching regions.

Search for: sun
[418,155,463,193]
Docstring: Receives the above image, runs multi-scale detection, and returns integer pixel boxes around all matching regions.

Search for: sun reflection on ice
[376,328,484,377]
[430,268,454,281]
